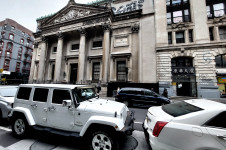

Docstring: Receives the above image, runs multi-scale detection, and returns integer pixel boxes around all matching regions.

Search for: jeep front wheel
[89,130,118,150]
[12,115,29,138]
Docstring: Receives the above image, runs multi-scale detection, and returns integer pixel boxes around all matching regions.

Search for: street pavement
[0,126,149,150]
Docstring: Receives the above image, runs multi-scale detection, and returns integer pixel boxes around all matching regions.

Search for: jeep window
[52,89,72,104]
[33,88,49,102]
[17,87,32,100]
[74,88,96,102]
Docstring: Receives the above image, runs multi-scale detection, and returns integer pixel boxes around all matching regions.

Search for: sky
[0,0,94,32]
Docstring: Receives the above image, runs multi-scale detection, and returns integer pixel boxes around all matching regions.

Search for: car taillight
[153,121,168,137]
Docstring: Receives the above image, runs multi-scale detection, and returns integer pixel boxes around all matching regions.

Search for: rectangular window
[209,27,214,41]
[189,29,193,42]
[92,62,100,81]
[167,0,190,24]
[71,44,79,50]
[53,47,57,53]
[21,39,24,44]
[168,32,172,44]
[117,61,127,81]
[33,88,49,102]
[215,55,222,68]
[4,60,9,66]
[9,34,14,40]
[17,87,32,100]
[52,89,71,104]
[176,31,185,43]
[219,26,226,40]
[16,62,20,69]
[52,64,55,81]
[93,41,102,48]
[213,3,225,17]
[173,11,183,23]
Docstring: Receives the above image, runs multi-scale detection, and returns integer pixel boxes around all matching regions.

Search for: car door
[47,88,75,131]
[30,87,49,126]
[205,111,226,149]
[142,90,157,105]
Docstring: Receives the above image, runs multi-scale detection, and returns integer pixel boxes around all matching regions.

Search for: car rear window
[162,101,203,117]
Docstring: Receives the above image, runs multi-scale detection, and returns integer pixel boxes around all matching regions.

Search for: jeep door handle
[31,104,37,108]
[48,106,56,111]
[217,135,226,140]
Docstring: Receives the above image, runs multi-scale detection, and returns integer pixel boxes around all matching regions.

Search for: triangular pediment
[41,2,109,27]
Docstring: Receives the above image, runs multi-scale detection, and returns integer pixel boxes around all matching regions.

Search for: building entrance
[70,63,78,84]
[177,82,191,96]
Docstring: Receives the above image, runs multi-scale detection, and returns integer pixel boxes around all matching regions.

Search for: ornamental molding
[131,23,140,32]
[213,15,226,24]
[102,22,111,31]
[78,27,87,35]
[171,22,189,30]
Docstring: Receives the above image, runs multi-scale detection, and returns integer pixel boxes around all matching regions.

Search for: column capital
[41,35,48,42]
[57,31,64,39]
[102,23,111,31]
[34,42,39,48]
[78,27,87,35]
[131,23,140,33]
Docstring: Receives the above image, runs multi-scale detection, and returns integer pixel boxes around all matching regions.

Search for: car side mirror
[62,100,72,107]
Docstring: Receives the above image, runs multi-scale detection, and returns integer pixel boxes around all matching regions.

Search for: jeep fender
[9,107,35,126]
[79,116,124,136]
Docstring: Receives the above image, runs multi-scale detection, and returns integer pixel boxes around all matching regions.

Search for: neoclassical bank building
[29,0,156,96]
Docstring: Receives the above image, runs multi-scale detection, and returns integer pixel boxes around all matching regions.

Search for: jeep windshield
[73,87,97,102]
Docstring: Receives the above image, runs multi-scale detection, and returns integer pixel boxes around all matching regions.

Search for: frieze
[54,10,95,24]
[83,17,109,26]
[112,0,144,15]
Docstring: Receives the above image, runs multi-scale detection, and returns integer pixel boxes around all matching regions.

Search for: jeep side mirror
[62,100,72,107]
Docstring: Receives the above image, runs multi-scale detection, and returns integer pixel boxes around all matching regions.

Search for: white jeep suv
[9,84,134,150]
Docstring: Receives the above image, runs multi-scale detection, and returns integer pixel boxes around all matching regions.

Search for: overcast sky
[0,0,94,32]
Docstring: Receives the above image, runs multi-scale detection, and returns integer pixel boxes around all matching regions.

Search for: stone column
[102,23,111,83]
[185,30,189,43]
[131,23,140,82]
[77,27,86,84]
[54,32,64,83]
[33,62,38,81]
[214,26,220,41]
[172,31,176,45]
[37,36,47,83]
[190,0,209,43]
[29,42,38,83]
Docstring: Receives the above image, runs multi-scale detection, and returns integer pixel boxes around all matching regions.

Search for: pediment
[41,3,108,27]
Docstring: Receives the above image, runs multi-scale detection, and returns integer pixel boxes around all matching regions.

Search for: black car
[115,87,170,106]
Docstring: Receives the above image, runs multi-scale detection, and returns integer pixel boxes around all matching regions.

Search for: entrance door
[177,82,190,96]
[70,64,78,84]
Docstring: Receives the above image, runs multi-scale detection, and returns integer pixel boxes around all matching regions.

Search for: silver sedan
[0,86,18,120]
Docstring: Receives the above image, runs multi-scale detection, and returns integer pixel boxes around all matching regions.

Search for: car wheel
[12,115,30,138]
[123,100,129,106]
[88,130,118,150]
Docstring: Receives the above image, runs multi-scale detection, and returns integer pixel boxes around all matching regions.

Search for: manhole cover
[121,135,138,150]
[30,141,57,150]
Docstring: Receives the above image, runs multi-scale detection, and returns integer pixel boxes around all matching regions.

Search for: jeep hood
[78,98,127,116]
[0,96,14,104]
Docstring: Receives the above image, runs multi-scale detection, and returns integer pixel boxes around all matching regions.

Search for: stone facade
[30,0,156,96]
[156,0,226,98]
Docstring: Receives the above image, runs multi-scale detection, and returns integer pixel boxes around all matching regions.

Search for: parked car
[115,87,170,106]
[0,86,18,120]
[143,99,226,150]
[9,84,134,150]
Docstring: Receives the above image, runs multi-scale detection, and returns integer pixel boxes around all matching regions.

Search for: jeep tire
[88,130,118,150]
[12,115,30,138]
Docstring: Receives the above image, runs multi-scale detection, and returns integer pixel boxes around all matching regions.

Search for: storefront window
[215,54,226,68]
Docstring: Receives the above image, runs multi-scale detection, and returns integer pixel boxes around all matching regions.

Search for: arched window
[6,42,13,50]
